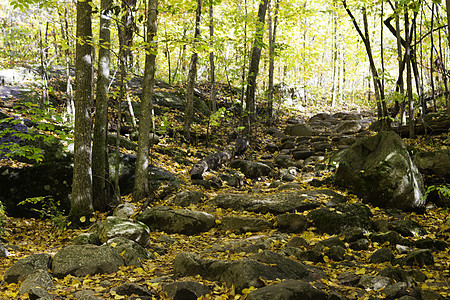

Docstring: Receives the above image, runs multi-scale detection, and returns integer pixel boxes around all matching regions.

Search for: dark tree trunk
[70,0,94,222]
[405,11,415,138]
[133,0,158,201]
[267,0,279,125]
[244,0,269,137]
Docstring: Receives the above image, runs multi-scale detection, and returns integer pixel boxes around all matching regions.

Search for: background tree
[183,0,202,142]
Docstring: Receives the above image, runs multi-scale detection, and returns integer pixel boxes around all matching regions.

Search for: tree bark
[209,1,217,113]
[183,0,202,142]
[70,0,94,222]
[244,0,269,137]
[119,0,137,71]
[92,0,112,212]
[446,0,450,117]
[133,0,158,201]
[405,11,415,139]
[267,0,279,125]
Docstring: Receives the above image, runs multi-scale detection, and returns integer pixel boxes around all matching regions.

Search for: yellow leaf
[355,268,366,275]
[79,216,86,223]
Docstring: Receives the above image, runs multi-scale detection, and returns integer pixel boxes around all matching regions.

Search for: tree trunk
[343,1,386,128]
[183,0,202,142]
[430,3,436,111]
[331,10,338,108]
[209,2,217,113]
[133,0,158,201]
[244,0,269,137]
[70,0,94,223]
[405,11,415,139]
[92,0,112,212]
[446,0,450,117]
[120,0,137,71]
[267,0,279,125]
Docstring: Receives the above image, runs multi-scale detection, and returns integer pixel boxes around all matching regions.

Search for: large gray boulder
[220,216,272,233]
[18,269,54,296]
[210,189,344,215]
[51,245,124,278]
[106,237,154,267]
[229,159,274,179]
[97,216,150,247]
[4,253,52,284]
[331,131,425,210]
[137,206,215,235]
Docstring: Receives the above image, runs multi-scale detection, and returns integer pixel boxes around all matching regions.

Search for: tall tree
[133,0,158,201]
[267,0,279,124]
[244,0,269,137]
[70,0,94,222]
[209,0,217,113]
[183,0,202,142]
[92,0,112,211]
[343,0,387,128]
[405,10,415,138]
[446,0,450,117]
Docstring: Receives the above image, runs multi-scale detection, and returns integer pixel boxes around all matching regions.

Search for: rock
[382,282,408,299]
[308,203,372,235]
[338,272,361,286]
[73,290,105,300]
[277,183,303,190]
[265,143,278,153]
[288,249,324,263]
[229,159,274,179]
[265,127,285,139]
[370,248,395,263]
[315,236,346,249]
[106,237,154,267]
[312,141,332,152]
[137,206,215,235]
[331,131,425,210]
[324,246,346,261]
[276,213,309,233]
[379,267,414,287]
[246,279,328,300]
[274,154,293,168]
[369,231,411,247]
[341,227,365,243]
[4,253,52,284]
[72,233,102,245]
[173,251,314,293]
[350,238,370,251]
[415,238,448,251]
[170,190,207,207]
[219,170,244,188]
[388,219,427,237]
[286,236,308,248]
[0,161,72,217]
[18,269,54,295]
[0,241,9,257]
[394,249,434,267]
[211,189,344,215]
[284,124,313,136]
[111,283,153,297]
[358,275,393,291]
[97,216,150,247]
[51,244,124,278]
[162,281,211,300]
[413,149,450,177]
[292,150,315,160]
[113,202,136,218]
[279,140,297,150]
[334,121,362,134]
[220,216,272,233]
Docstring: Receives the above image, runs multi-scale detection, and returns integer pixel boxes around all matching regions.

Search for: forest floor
[0,69,449,299]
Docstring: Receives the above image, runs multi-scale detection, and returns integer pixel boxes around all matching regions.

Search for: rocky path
[1,107,450,299]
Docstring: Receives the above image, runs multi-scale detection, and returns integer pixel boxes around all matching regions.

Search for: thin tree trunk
[445,0,450,117]
[183,0,202,142]
[209,1,217,113]
[405,11,415,138]
[164,20,171,84]
[267,0,279,124]
[70,0,94,223]
[173,24,187,83]
[331,10,338,108]
[394,3,405,123]
[133,0,158,201]
[239,0,248,119]
[92,0,112,212]
[430,3,436,111]
[244,0,269,137]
